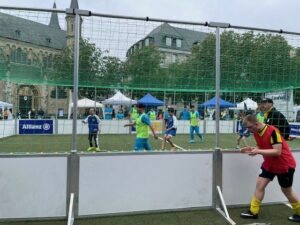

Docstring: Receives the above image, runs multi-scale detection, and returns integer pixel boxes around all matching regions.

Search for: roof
[70,0,79,9]
[139,23,208,52]
[0,12,66,50]
[49,2,61,29]
[138,93,164,106]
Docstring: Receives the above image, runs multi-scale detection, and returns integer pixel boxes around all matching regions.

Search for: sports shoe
[95,147,101,152]
[189,140,194,143]
[240,210,258,219]
[87,147,94,151]
[288,214,300,222]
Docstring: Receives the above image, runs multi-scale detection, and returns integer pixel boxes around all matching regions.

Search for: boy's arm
[82,115,89,124]
[124,121,136,127]
[149,124,158,139]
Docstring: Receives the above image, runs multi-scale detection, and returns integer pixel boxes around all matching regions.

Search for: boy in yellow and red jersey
[240,114,300,222]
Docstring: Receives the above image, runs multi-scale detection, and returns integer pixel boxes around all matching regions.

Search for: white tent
[236,98,258,110]
[0,101,13,108]
[103,91,137,105]
[0,101,13,120]
[71,98,103,108]
[68,98,104,119]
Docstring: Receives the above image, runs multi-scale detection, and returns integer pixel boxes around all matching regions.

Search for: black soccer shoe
[240,209,258,219]
[288,214,300,222]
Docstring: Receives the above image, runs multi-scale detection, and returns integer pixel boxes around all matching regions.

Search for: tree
[185,30,300,93]
[125,45,164,90]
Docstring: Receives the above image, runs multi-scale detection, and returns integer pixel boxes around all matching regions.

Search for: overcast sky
[0,0,300,32]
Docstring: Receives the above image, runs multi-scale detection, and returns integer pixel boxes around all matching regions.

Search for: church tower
[66,0,80,48]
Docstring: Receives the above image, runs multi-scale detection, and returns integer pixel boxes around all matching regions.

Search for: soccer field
[1,133,300,153]
[0,133,257,153]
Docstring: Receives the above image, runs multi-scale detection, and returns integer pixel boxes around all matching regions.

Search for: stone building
[127,22,208,67]
[0,0,79,118]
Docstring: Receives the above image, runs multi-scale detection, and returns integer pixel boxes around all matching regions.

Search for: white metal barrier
[222,151,300,206]
[78,152,213,216]
[0,120,15,138]
[0,156,68,219]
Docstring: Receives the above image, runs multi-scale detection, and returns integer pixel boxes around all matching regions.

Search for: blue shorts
[165,129,176,137]
[134,138,152,151]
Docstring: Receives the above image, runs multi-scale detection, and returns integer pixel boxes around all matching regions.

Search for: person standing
[260,98,290,140]
[82,108,101,152]
[161,108,178,150]
[189,105,203,143]
[240,114,300,222]
[148,108,157,121]
[124,104,158,151]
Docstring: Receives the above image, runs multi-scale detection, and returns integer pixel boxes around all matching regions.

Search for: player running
[124,103,158,151]
[161,108,178,150]
[240,114,300,222]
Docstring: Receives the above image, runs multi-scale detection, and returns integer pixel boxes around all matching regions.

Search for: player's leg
[94,133,100,152]
[278,168,300,222]
[241,136,249,147]
[236,135,242,149]
[144,139,152,151]
[161,135,167,150]
[189,126,195,143]
[241,168,273,219]
[134,138,143,151]
[87,133,94,151]
[195,126,203,140]
[166,135,176,149]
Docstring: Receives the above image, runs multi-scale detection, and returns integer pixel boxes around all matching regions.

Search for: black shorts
[259,167,295,188]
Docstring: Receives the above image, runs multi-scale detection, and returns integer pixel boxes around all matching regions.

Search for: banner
[19,120,54,135]
[290,124,300,137]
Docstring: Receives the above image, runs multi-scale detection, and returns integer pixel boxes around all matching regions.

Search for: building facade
[127,23,208,67]
[0,0,79,118]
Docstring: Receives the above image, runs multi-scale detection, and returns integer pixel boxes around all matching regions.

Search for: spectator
[116,110,124,120]
[104,105,113,120]
[38,108,45,119]
[260,98,290,140]
[180,106,190,120]
[147,108,157,121]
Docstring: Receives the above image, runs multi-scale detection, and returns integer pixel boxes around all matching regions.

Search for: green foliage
[125,45,164,89]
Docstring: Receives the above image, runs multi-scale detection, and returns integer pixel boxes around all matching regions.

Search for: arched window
[48,54,53,68]
[21,51,27,64]
[16,48,22,63]
[10,47,17,62]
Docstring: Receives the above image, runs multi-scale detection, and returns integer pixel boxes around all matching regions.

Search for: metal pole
[71,14,80,152]
[215,27,221,149]
[213,27,222,209]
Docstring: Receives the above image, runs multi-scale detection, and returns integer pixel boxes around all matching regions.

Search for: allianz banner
[290,124,300,137]
[19,120,54,135]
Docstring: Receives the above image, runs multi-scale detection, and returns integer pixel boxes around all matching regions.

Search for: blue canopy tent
[138,93,164,106]
[199,97,235,108]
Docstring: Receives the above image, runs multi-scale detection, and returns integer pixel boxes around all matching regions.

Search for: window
[16,48,22,63]
[139,41,143,49]
[48,55,53,68]
[171,54,176,63]
[10,48,16,62]
[176,39,182,48]
[166,37,172,46]
[145,38,149,46]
